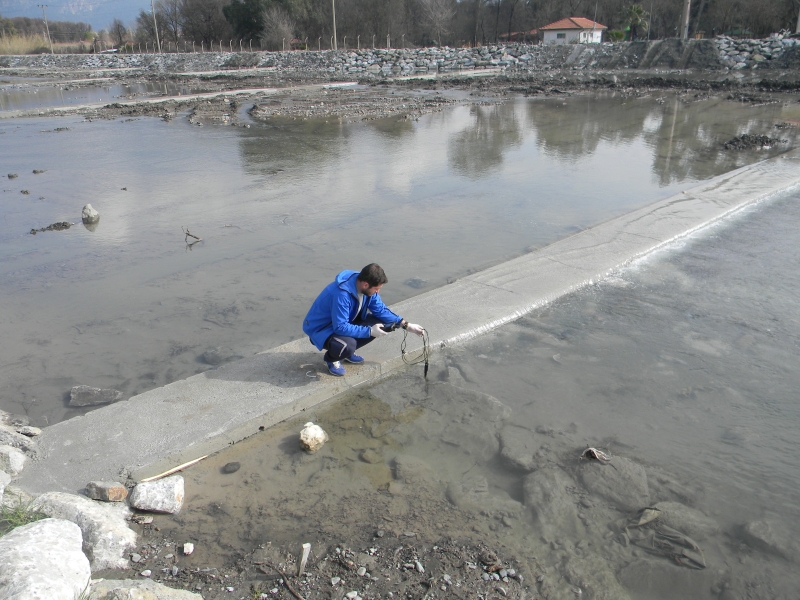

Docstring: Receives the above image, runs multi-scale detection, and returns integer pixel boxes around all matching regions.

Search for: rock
[183,542,194,555]
[741,519,797,562]
[299,422,328,453]
[69,385,123,407]
[0,424,37,453]
[0,409,29,428]
[360,449,383,464]
[0,518,90,599]
[81,203,100,224]
[499,425,538,472]
[129,475,185,514]
[201,347,240,366]
[221,461,240,474]
[0,444,27,475]
[394,454,435,486]
[32,491,136,570]
[86,481,129,502]
[523,467,584,539]
[0,469,10,504]
[16,425,41,437]
[7,173,18,179]
[131,553,142,563]
[579,455,649,511]
[652,502,719,540]
[618,558,715,600]
[140,570,151,577]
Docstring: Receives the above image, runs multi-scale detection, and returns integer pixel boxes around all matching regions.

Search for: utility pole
[680,0,691,40]
[332,0,337,50]
[38,5,54,54]
[151,0,162,53]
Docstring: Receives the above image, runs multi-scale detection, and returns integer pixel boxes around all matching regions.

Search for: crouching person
[303,263,424,376]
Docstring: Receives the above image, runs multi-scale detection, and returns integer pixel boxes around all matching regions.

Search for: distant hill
[0,1,150,31]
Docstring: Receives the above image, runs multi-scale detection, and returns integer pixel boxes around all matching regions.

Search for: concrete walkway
[18,151,800,494]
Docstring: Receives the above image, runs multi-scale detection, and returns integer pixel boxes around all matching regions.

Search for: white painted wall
[543,29,603,45]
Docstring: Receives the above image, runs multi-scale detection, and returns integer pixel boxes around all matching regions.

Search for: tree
[419,0,456,45]
[260,4,294,49]
[180,0,234,44]
[623,3,648,40]
[223,0,268,40]
[109,18,128,47]
[159,0,183,43]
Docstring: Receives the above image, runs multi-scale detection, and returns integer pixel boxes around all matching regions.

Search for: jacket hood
[336,270,359,296]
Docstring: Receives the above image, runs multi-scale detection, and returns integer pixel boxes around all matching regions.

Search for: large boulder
[652,502,720,541]
[129,475,184,514]
[88,578,203,599]
[69,385,123,407]
[579,456,649,511]
[32,491,136,570]
[0,444,27,476]
[0,518,91,599]
[523,466,584,540]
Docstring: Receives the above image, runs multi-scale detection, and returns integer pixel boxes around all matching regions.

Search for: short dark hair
[357,263,388,287]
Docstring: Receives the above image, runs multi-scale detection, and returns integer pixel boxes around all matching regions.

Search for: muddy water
[0,78,199,112]
[161,191,800,600]
[1,92,799,426]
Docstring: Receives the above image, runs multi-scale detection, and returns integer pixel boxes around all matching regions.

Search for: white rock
[0,444,26,475]
[183,542,194,555]
[90,579,204,599]
[129,475,184,513]
[140,570,152,577]
[81,203,100,224]
[0,518,90,599]
[299,422,328,453]
[0,470,9,505]
[32,491,136,570]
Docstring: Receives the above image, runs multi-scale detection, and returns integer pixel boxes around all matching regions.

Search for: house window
[557,33,566,39]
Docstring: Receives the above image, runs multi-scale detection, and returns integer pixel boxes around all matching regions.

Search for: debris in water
[581,447,612,462]
[29,221,72,235]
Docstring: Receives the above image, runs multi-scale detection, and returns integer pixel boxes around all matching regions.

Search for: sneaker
[344,354,364,364]
[326,360,346,376]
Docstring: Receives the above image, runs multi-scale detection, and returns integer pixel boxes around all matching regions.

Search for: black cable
[400,327,430,378]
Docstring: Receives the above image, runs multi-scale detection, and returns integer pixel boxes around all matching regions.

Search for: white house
[540,17,607,45]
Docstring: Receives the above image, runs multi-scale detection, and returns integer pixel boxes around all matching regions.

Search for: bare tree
[181,0,233,44]
[419,0,456,45]
[260,5,295,50]
[109,18,128,47]
[158,0,183,43]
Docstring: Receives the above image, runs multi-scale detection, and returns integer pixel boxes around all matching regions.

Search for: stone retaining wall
[1,38,799,77]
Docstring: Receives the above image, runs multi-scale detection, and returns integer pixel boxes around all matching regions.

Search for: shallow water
[165,190,800,599]
[1,92,799,425]
[0,79,199,112]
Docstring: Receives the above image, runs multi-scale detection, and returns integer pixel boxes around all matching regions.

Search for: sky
[0,0,150,30]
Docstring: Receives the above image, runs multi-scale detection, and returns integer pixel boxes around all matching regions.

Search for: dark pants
[322,315,381,363]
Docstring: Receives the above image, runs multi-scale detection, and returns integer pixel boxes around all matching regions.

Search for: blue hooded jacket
[303,270,403,350]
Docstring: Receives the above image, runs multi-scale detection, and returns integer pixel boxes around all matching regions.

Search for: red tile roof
[540,17,607,31]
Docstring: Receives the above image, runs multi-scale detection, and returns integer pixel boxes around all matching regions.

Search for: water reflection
[2,91,799,427]
[448,104,523,177]
[0,81,201,112]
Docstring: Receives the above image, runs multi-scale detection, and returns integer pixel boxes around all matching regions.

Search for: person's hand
[370,323,389,338]
[406,323,424,337]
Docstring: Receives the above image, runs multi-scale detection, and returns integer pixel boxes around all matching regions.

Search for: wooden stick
[140,455,208,482]
[261,562,305,600]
